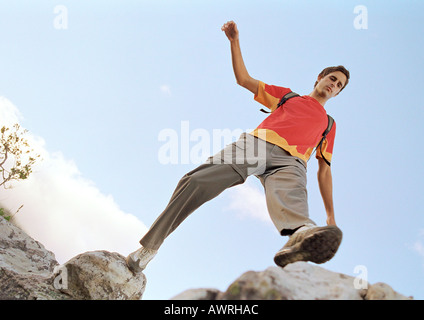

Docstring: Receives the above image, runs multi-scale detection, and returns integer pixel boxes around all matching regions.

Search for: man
[126,21,349,273]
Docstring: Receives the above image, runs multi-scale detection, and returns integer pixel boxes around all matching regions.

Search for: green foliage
[0,207,11,221]
[0,124,41,189]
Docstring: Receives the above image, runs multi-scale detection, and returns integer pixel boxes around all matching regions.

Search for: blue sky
[0,0,423,300]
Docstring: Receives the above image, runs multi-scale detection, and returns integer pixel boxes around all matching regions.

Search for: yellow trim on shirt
[249,128,315,163]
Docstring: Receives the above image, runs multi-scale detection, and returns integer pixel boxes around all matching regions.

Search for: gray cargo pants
[140,132,316,250]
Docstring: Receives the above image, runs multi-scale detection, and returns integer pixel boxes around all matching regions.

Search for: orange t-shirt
[249,81,336,164]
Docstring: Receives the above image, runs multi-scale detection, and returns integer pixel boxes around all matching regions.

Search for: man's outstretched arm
[222,21,259,95]
[317,158,336,226]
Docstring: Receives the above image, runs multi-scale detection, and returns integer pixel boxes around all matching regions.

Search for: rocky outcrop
[0,214,68,299]
[0,214,58,277]
[0,215,146,300]
[0,215,412,300]
[172,262,413,300]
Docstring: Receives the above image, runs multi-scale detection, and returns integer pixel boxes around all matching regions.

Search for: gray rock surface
[0,215,68,299]
[0,215,146,300]
[172,262,413,300]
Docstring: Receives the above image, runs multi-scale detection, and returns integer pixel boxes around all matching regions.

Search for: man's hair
[314,65,350,93]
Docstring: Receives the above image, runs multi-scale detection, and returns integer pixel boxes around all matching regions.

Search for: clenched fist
[221,21,239,41]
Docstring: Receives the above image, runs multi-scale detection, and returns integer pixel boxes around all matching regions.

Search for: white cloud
[0,97,148,263]
[225,179,272,225]
[0,96,22,126]
[160,84,172,95]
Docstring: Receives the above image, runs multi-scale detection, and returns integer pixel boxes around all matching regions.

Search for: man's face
[315,71,347,98]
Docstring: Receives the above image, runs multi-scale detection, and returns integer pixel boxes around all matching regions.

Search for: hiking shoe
[126,246,157,274]
[274,225,342,268]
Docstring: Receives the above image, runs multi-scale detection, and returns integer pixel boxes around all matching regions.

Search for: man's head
[314,65,350,97]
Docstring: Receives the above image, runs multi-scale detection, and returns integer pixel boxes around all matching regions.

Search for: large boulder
[219,262,366,300]
[173,262,412,300]
[53,250,146,300]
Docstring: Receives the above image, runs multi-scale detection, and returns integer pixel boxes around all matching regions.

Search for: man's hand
[221,21,239,42]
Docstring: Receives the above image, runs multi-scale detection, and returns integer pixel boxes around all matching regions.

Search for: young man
[126,21,349,273]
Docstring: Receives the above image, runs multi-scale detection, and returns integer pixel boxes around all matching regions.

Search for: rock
[0,216,146,300]
[365,282,412,300]
[0,215,69,300]
[0,215,58,276]
[174,262,412,300]
[53,250,146,300]
[0,268,69,300]
[218,262,367,300]
[172,288,221,300]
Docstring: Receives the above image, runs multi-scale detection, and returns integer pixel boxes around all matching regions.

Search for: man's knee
[181,170,206,190]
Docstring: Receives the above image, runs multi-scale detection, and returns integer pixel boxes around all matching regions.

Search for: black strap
[317,115,334,166]
[323,115,334,137]
[277,92,300,108]
[260,91,300,113]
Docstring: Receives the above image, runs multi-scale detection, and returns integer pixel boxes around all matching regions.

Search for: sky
[0,0,423,300]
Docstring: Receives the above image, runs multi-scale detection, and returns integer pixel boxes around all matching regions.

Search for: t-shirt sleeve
[254,81,292,113]
[316,121,336,164]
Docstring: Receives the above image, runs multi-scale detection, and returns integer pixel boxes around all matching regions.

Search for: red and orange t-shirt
[249,81,336,164]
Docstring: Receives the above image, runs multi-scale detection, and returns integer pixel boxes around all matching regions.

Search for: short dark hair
[314,65,350,93]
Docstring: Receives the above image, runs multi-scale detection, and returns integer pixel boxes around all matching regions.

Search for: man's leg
[260,165,315,235]
[258,145,342,268]
[126,162,245,273]
[140,163,244,250]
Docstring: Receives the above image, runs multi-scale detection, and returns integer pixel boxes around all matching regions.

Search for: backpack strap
[260,91,300,113]
[317,114,334,166]
[323,115,334,138]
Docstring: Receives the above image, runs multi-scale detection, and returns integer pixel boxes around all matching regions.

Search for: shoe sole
[274,226,342,268]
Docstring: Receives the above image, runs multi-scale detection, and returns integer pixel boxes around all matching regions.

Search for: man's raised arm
[222,21,259,95]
